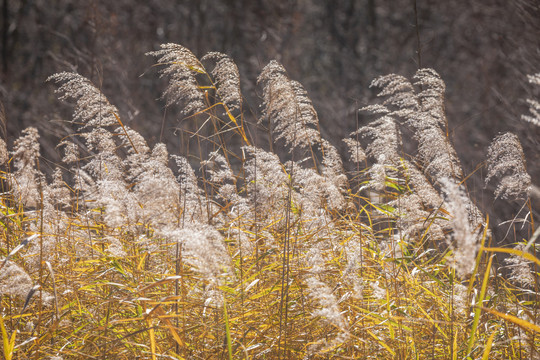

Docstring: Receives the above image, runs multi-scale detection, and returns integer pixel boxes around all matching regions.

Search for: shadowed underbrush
[0,43,538,359]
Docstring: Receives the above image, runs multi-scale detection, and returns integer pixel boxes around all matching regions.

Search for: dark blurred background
[1,0,539,241]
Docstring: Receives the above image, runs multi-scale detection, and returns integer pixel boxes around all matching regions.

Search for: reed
[0,43,537,359]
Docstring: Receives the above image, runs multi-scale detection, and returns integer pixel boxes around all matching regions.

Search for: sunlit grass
[0,43,538,359]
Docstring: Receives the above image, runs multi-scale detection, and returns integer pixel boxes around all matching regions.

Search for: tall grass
[0,43,538,359]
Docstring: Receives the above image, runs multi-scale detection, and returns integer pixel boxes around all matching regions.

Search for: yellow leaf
[481,327,499,360]
[480,307,540,333]
[483,247,540,268]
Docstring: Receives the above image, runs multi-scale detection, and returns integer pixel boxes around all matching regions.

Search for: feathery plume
[59,140,79,164]
[408,68,463,181]
[413,68,447,128]
[391,159,446,241]
[370,281,387,300]
[45,168,71,209]
[416,125,462,181]
[163,224,231,285]
[11,127,40,171]
[306,277,348,330]
[243,146,289,219]
[485,132,531,200]
[295,167,345,213]
[504,243,536,287]
[132,143,181,227]
[352,115,404,195]
[117,126,151,156]
[452,283,469,316]
[368,69,463,181]
[341,238,365,299]
[48,72,119,128]
[201,150,234,183]
[95,178,140,230]
[105,236,128,258]
[368,158,387,192]
[388,192,445,242]
[401,159,442,209]
[10,127,42,207]
[0,138,8,165]
[201,52,242,112]
[0,259,53,306]
[147,43,206,115]
[258,61,320,150]
[173,155,211,224]
[0,259,34,301]
[354,115,401,164]
[321,139,347,190]
[371,74,416,109]
[343,137,366,164]
[522,73,540,127]
[81,128,123,180]
[305,276,350,354]
[441,178,482,278]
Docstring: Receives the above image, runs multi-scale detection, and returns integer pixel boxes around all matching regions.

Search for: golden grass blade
[480,307,540,333]
[467,254,494,356]
[145,314,157,360]
[0,314,16,360]
[481,327,499,360]
[452,330,458,360]
[153,307,184,348]
[483,247,540,268]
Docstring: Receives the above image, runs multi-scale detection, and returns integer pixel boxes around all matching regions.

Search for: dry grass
[0,43,538,359]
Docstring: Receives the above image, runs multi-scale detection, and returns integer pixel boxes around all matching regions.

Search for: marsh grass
[0,43,538,359]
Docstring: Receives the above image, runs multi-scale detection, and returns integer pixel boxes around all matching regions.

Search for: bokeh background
[1,0,539,242]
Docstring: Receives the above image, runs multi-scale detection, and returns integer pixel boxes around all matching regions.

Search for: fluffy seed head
[441,178,482,278]
[147,43,206,115]
[258,60,320,150]
[485,132,531,200]
[48,72,119,128]
[202,52,242,112]
[504,243,536,287]
[522,73,540,127]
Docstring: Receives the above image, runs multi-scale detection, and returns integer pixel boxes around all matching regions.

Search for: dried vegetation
[0,44,538,359]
